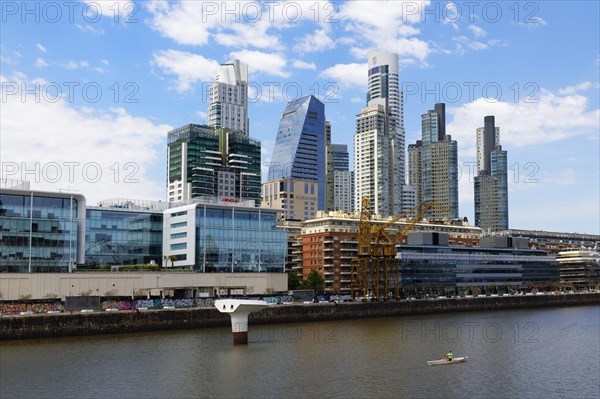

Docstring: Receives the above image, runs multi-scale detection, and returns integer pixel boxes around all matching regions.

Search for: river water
[1,305,598,399]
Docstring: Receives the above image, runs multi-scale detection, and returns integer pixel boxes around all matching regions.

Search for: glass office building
[0,189,85,272]
[85,207,163,266]
[396,235,558,294]
[164,201,287,272]
[167,125,261,203]
[267,95,326,210]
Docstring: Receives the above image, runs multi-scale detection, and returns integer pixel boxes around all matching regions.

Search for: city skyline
[1,1,599,234]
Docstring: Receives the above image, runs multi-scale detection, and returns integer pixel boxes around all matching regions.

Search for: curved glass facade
[268,95,325,209]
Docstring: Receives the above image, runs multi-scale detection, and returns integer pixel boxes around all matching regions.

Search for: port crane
[350,197,450,301]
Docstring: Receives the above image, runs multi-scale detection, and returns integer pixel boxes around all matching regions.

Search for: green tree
[302,269,325,293]
[288,271,301,290]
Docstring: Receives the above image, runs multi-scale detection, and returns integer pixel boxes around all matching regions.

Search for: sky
[1,0,599,235]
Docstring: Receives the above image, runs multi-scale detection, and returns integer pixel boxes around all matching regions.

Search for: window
[170,243,187,250]
[170,232,187,239]
[171,221,187,228]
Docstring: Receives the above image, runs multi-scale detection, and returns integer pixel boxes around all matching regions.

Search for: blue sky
[1,1,599,234]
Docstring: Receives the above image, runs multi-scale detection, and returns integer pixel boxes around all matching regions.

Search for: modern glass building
[163,200,287,272]
[0,189,86,272]
[85,204,163,267]
[267,95,326,210]
[396,233,558,294]
[167,124,261,203]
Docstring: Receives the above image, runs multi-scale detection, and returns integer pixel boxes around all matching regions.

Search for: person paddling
[446,351,453,362]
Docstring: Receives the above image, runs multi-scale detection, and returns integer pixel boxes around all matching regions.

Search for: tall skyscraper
[355,103,393,215]
[409,103,459,219]
[408,141,423,204]
[324,121,335,211]
[267,95,326,210]
[475,115,508,231]
[331,144,354,213]
[167,125,261,203]
[208,59,249,137]
[354,51,405,216]
[368,51,404,213]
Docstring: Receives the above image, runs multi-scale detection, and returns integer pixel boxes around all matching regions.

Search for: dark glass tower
[268,95,326,210]
[167,124,261,204]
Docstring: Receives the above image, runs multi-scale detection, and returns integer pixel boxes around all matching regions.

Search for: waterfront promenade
[1,292,598,340]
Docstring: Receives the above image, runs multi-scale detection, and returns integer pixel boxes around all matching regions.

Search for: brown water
[1,306,598,399]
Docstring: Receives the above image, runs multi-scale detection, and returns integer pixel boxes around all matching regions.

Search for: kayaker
[446,351,453,361]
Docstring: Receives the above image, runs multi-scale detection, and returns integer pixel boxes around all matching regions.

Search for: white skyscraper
[208,59,249,136]
[354,103,393,216]
[354,51,405,216]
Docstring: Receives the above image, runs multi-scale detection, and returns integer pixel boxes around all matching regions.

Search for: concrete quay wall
[2,294,598,340]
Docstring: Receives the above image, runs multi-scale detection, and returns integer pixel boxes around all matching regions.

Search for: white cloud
[0,46,22,65]
[75,24,105,35]
[214,18,282,50]
[146,0,304,49]
[467,25,487,38]
[100,59,110,66]
[66,60,90,70]
[447,89,600,157]
[558,81,594,95]
[320,63,367,90]
[146,1,216,46]
[515,16,549,30]
[444,2,460,30]
[229,50,289,78]
[530,16,548,26]
[152,50,220,92]
[0,74,171,204]
[339,1,431,63]
[294,28,335,54]
[36,44,47,53]
[468,41,488,51]
[34,58,100,71]
[292,60,316,70]
[487,39,509,47]
[35,58,48,68]
[453,35,509,54]
[351,97,363,103]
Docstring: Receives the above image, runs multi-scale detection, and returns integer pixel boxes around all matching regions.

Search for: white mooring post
[214,299,269,344]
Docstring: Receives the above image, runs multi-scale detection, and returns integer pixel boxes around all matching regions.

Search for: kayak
[427,356,468,366]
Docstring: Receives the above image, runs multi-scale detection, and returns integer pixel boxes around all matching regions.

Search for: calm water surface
[1,305,599,399]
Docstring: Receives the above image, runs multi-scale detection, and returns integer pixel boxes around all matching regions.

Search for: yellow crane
[351,198,451,301]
